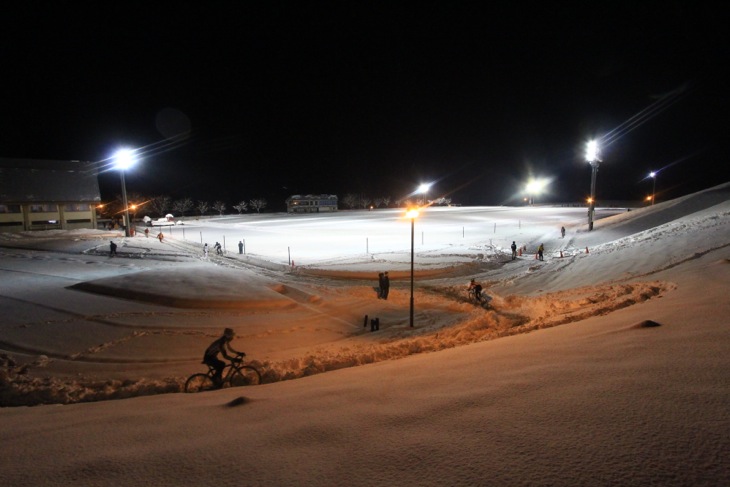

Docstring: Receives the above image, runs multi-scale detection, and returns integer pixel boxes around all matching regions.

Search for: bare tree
[359,197,371,209]
[196,200,210,216]
[213,200,226,215]
[149,195,171,217]
[341,193,358,209]
[249,198,268,213]
[173,198,193,217]
[381,196,391,208]
[433,197,452,206]
[233,201,248,214]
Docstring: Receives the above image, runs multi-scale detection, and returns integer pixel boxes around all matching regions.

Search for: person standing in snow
[382,272,390,300]
[203,328,245,387]
[511,241,517,260]
[561,226,566,238]
[238,240,243,254]
[203,243,209,259]
[214,242,222,255]
[157,232,164,242]
[538,243,545,261]
[377,272,385,299]
[109,241,117,257]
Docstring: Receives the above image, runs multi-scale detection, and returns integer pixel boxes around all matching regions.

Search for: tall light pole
[417,183,432,206]
[406,208,419,327]
[649,171,656,205]
[525,178,547,206]
[585,140,601,231]
[113,149,137,237]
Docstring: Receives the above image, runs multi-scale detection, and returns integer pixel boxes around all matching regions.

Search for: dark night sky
[2,1,728,210]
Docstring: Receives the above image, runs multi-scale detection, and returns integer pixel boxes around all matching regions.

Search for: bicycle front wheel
[185,373,215,393]
[229,366,262,387]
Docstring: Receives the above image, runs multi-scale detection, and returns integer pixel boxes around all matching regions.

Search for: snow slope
[0,183,728,486]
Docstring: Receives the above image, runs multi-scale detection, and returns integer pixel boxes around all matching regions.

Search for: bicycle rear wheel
[229,366,262,387]
[185,373,215,393]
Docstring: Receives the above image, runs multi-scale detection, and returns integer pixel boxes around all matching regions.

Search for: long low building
[0,158,101,232]
[285,194,338,213]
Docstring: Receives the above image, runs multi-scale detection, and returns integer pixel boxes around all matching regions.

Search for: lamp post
[113,149,137,237]
[649,171,656,205]
[585,140,601,231]
[406,208,419,327]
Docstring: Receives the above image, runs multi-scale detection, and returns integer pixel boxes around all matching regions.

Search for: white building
[285,194,338,213]
[0,158,100,232]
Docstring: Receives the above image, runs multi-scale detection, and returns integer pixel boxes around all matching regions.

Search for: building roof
[0,158,101,203]
[286,194,338,200]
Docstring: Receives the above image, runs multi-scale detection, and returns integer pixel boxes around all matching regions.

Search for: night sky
[2,2,728,210]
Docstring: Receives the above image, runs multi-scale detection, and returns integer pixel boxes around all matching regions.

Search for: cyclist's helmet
[224,328,235,338]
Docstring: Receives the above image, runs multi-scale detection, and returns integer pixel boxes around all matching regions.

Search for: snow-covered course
[1,183,729,486]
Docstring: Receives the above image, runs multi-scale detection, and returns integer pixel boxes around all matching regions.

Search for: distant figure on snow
[109,241,117,257]
[538,243,545,261]
[561,226,566,238]
[377,272,385,299]
[157,232,164,243]
[214,242,222,255]
[203,243,209,259]
[144,228,149,238]
[382,272,390,300]
[238,240,243,254]
[511,241,517,260]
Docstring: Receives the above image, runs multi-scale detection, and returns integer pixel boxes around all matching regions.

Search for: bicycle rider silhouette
[468,278,483,301]
[203,328,245,386]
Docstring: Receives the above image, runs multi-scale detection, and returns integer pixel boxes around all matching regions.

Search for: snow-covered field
[1,183,729,486]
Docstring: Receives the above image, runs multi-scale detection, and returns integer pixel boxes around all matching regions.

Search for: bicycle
[467,288,491,308]
[184,353,262,392]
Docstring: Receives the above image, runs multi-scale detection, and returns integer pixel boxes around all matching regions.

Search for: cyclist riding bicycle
[204,328,245,386]
[468,278,483,301]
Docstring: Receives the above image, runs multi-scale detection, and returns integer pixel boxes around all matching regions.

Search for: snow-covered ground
[1,183,729,486]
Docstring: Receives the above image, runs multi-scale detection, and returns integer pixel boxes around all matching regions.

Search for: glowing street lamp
[585,140,601,231]
[406,208,419,327]
[649,171,657,205]
[113,148,138,237]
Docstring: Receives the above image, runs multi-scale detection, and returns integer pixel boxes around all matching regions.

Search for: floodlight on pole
[406,208,419,327]
[585,140,601,231]
[649,171,656,205]
[113,148,138,237]
[418,183,432,205]
[525,178,547,206]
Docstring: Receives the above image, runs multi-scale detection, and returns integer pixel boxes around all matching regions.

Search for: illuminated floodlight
[524,178,548,205]
[585,140,600,163]
[406,208,420,219]
[585,140,601,231]
[649,171,657,205]
[112,147,139,237]
[113,148,138,170]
